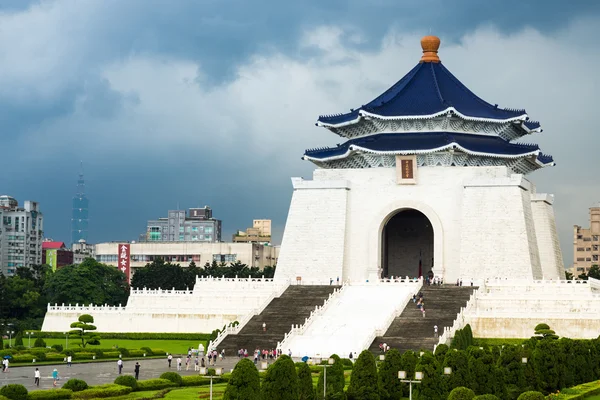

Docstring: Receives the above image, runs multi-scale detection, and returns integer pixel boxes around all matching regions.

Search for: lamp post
[63,332,68,349]
[6,331,14,348]
[199,367,222,400]
[318,358,335,399]
[398,371,423,400]
[25,332,33,348]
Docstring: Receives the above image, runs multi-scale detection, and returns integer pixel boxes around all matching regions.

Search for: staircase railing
[209,279,291,350]
[277,283,347,351]
[435,289,478,349]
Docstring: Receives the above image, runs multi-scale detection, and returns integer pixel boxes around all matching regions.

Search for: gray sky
[1,1,599,268]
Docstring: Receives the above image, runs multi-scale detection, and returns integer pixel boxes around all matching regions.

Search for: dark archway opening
[382,209,434,278]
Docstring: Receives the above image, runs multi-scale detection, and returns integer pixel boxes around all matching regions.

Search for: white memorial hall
[43,37,600,357]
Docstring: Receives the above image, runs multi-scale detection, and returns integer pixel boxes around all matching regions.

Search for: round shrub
[140,347,153,356]
[473,395,500,400]
[207,368,217,376]
[0,395,9,400]
[0,384,28,400]
[62,378,89,392]
[51,344,64,353]
[114,375,138,390]
[33,338,46,348]
[159,372,183,386]
[448,386,475,400]
[517,392,545,400]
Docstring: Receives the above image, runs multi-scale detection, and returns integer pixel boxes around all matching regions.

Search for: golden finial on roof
[420,35,441,63]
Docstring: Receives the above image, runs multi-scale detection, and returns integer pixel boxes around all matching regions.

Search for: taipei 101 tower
[71,162,89,245]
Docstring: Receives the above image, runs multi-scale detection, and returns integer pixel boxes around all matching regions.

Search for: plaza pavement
[1,357,249,390]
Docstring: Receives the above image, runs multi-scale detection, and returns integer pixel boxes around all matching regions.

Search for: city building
[42,241,74,271]
[141,206,221,243]
[571,204,600,276]
[233,219,272,243]
[71,163,89,246]
[95,241,278,275]
[0,195,44,275]
[71,239,96,265]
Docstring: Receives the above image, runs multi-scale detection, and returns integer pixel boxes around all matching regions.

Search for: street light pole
[200,367,222,400]
[398,371,423,400]
[63,332,68,349]
[319,358,335,398]
[26,332,32,348]
[7,331,14,348]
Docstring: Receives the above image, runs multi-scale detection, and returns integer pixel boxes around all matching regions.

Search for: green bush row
[71,384,131,399]
[36,332,211,340]
[27,389,73,400]
[135,379,176,391]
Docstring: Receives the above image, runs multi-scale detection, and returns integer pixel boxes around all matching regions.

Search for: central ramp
[218,285,336,355]
[369,285,476,353]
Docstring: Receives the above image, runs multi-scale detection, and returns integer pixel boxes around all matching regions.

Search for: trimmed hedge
[27,389,72,400]
[181,376,214,387]
[62,379,88,392]
[517,392,545,400]
[38,332,211,340]
[448,386,475,400]
[0,396,9,400]
[0,385,28,400]
[473,395,500,400]
[135,379,177,391]
[114,375,137,390]
[159,372,183,386]
[71,384,131,399]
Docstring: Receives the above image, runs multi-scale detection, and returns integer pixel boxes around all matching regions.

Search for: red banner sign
[118,244,130,283]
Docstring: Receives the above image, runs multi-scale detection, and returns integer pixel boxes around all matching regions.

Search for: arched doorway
[381,209,434,278]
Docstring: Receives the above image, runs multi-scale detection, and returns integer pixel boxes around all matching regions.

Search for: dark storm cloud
[1,0,599,269]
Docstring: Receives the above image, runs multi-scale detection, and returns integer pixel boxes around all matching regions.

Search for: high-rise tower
[71,162,89,245]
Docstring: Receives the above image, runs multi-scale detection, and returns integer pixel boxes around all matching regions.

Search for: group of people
[167,349,224,372]
[117,359,141,379]
[425,276,443,286]
[456,278,474,286]
[412,291,426,317]
[378,343,390,353]
[237,348,282,365]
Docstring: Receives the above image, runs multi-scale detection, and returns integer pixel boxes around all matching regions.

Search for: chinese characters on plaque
[118,244,131,283]
[396,155,417,185]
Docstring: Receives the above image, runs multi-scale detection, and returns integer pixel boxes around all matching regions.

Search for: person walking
[52,368,59,387]
[185,357,190,371]
[117,359,123,375]
[177,357,182,371]
[2,358,7,372]
[134,362,140,380]
[262,322,267,332]
[434,325,438,337]
[67,355,72,367]
[167,354,172,368]
[34,368,40,387]
[194,357,199,371]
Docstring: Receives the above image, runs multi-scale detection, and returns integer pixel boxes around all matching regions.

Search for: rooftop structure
[142,206,222,243]
[308,36,553,175]
[233,219,272,244]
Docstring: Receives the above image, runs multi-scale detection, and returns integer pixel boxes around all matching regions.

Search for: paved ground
[1,357,253,390]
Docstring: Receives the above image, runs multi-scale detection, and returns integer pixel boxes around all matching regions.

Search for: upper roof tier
[317,36,540,131]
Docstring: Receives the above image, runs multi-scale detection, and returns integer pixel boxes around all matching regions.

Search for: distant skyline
[2,1,600,268]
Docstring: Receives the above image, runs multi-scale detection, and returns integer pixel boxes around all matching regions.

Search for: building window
[586,258,592,262]
[192,227,198,232]
[594,235,599,241]
[594,255,599,261]
[586,248,592,251]
[593,245,599,251]
[186,226,191,233]
[584,238,592,242]
[179,234,184,241]
[204,235,212,241]
[179,226,184,233]
[192,235,198,241]
[205,226,213,234]
[213,254,237,262]
[577,258,585,261]
[577,247,585,251]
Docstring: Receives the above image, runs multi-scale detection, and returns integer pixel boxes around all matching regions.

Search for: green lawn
[44,338,208,355]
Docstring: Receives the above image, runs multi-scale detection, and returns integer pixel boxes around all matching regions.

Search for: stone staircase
[217,285,337,355]
[369,285,476,354]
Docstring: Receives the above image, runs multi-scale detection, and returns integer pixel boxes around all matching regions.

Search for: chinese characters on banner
[118,244,130,283]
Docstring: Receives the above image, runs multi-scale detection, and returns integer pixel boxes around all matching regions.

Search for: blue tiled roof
[304,132,553,164]
[318,62,530,126]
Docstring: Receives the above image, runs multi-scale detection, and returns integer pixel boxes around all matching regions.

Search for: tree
[130,258,193,290]
[14,331,23,346]
[516,392,544,400]
[316,354,345,400]
[496,345,525,398]
[378,348,403,400]
[443,349,471,393]
[297,362,315,400]
[578,265,600,280]
[533,323,558,340]
[223,358,260,400]
[33,337,46,348]
[447,387,475,400]
[347,350,379,400]
[467,347,503,397]
[260,355,299,400]
[565,271,573,280]
[434,344,449,365]
[414,352,445,400]
[44,259,129,306]
[532,339,561,394]
[69,314,100,348]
